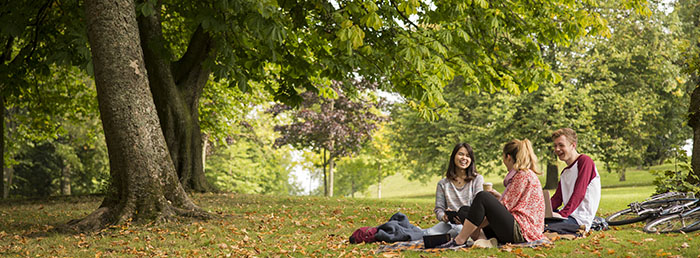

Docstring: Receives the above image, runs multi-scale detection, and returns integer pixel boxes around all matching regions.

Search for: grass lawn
[1,164,698,257]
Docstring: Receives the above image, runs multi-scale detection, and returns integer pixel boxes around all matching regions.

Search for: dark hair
[446,143,478,181]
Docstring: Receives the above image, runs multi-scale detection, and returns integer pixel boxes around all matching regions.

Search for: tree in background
[576,0,690,181]
[676,0,700,184]
[202,88,300,195]
[205,136,297,195]
[1,64,105,198]
[334,155,375,197]
[1,0,89,198]
[270,80,387,197]
[363,124,407,198]
[388,79,594,181]
[198,73,285,193]
[333,123,406,198]
[389,1,688,182]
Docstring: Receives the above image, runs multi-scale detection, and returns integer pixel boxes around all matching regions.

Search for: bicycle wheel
[644,211,700,233]
[606,208,650,226]
[679,210,700,233]
[644,214,684,233]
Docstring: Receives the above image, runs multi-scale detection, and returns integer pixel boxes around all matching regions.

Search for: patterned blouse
[500,169,546,242]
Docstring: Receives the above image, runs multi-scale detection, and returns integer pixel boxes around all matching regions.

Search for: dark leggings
[465,191,518,243]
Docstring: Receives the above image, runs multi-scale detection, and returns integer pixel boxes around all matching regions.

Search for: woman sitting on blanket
[422,143,484,238]
[439,139,546,247]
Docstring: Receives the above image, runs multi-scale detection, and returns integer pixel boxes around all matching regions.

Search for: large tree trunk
[544,163,558,189]
[136,2,213,193]
[689,83,700,185]
[70,0,207,231]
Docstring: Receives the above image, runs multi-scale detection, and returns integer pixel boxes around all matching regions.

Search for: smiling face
[454,147,472,170]
[553,135,578,165]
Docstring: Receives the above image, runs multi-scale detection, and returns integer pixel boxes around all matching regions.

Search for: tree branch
[172,25,213,106]
[172,22,212,82]
[389,0,420,31]
[26,0,55,62]
[1,37,14,62]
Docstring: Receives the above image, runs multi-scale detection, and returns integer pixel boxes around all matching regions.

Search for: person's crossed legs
[453,191,517,245]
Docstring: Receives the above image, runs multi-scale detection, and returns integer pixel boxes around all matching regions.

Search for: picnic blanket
[375,238,552,253]
[376,239,471,253]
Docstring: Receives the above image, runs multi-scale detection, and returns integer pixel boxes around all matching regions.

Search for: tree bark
[136,2,213,193]
[70,0,207,231]
[329,157,335,197]
[351,178,355,198]
[3,167,11,198]
[61,162,71,195]
[690,82,700,185]
[322,149,328,196]
[544,163,558,189]
[619,167,627,182]
[0,95,4,199]
[2,100,12,199]
[377,163,382,199]
[1,38,10,199]
[202,133,209,172]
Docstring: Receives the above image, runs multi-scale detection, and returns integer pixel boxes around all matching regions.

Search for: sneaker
[473,238,498,248]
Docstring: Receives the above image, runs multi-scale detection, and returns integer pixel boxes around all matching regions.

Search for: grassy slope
[1,163,698,257]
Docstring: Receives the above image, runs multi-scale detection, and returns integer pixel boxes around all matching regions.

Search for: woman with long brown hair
[423,143,484,237]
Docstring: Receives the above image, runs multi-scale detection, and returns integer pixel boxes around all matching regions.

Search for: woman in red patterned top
[438,139,546,247]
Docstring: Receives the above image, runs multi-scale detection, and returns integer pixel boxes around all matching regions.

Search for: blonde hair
[503,139,541,175]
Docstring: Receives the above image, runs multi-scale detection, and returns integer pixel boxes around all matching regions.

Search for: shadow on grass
[0,193,104,206]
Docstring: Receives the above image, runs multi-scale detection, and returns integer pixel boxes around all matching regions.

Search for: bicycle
[605,192,697,226]
[643,204,700,233]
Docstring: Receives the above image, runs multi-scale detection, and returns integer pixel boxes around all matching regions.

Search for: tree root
[62,207,113,233]
[61,202,211,233]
